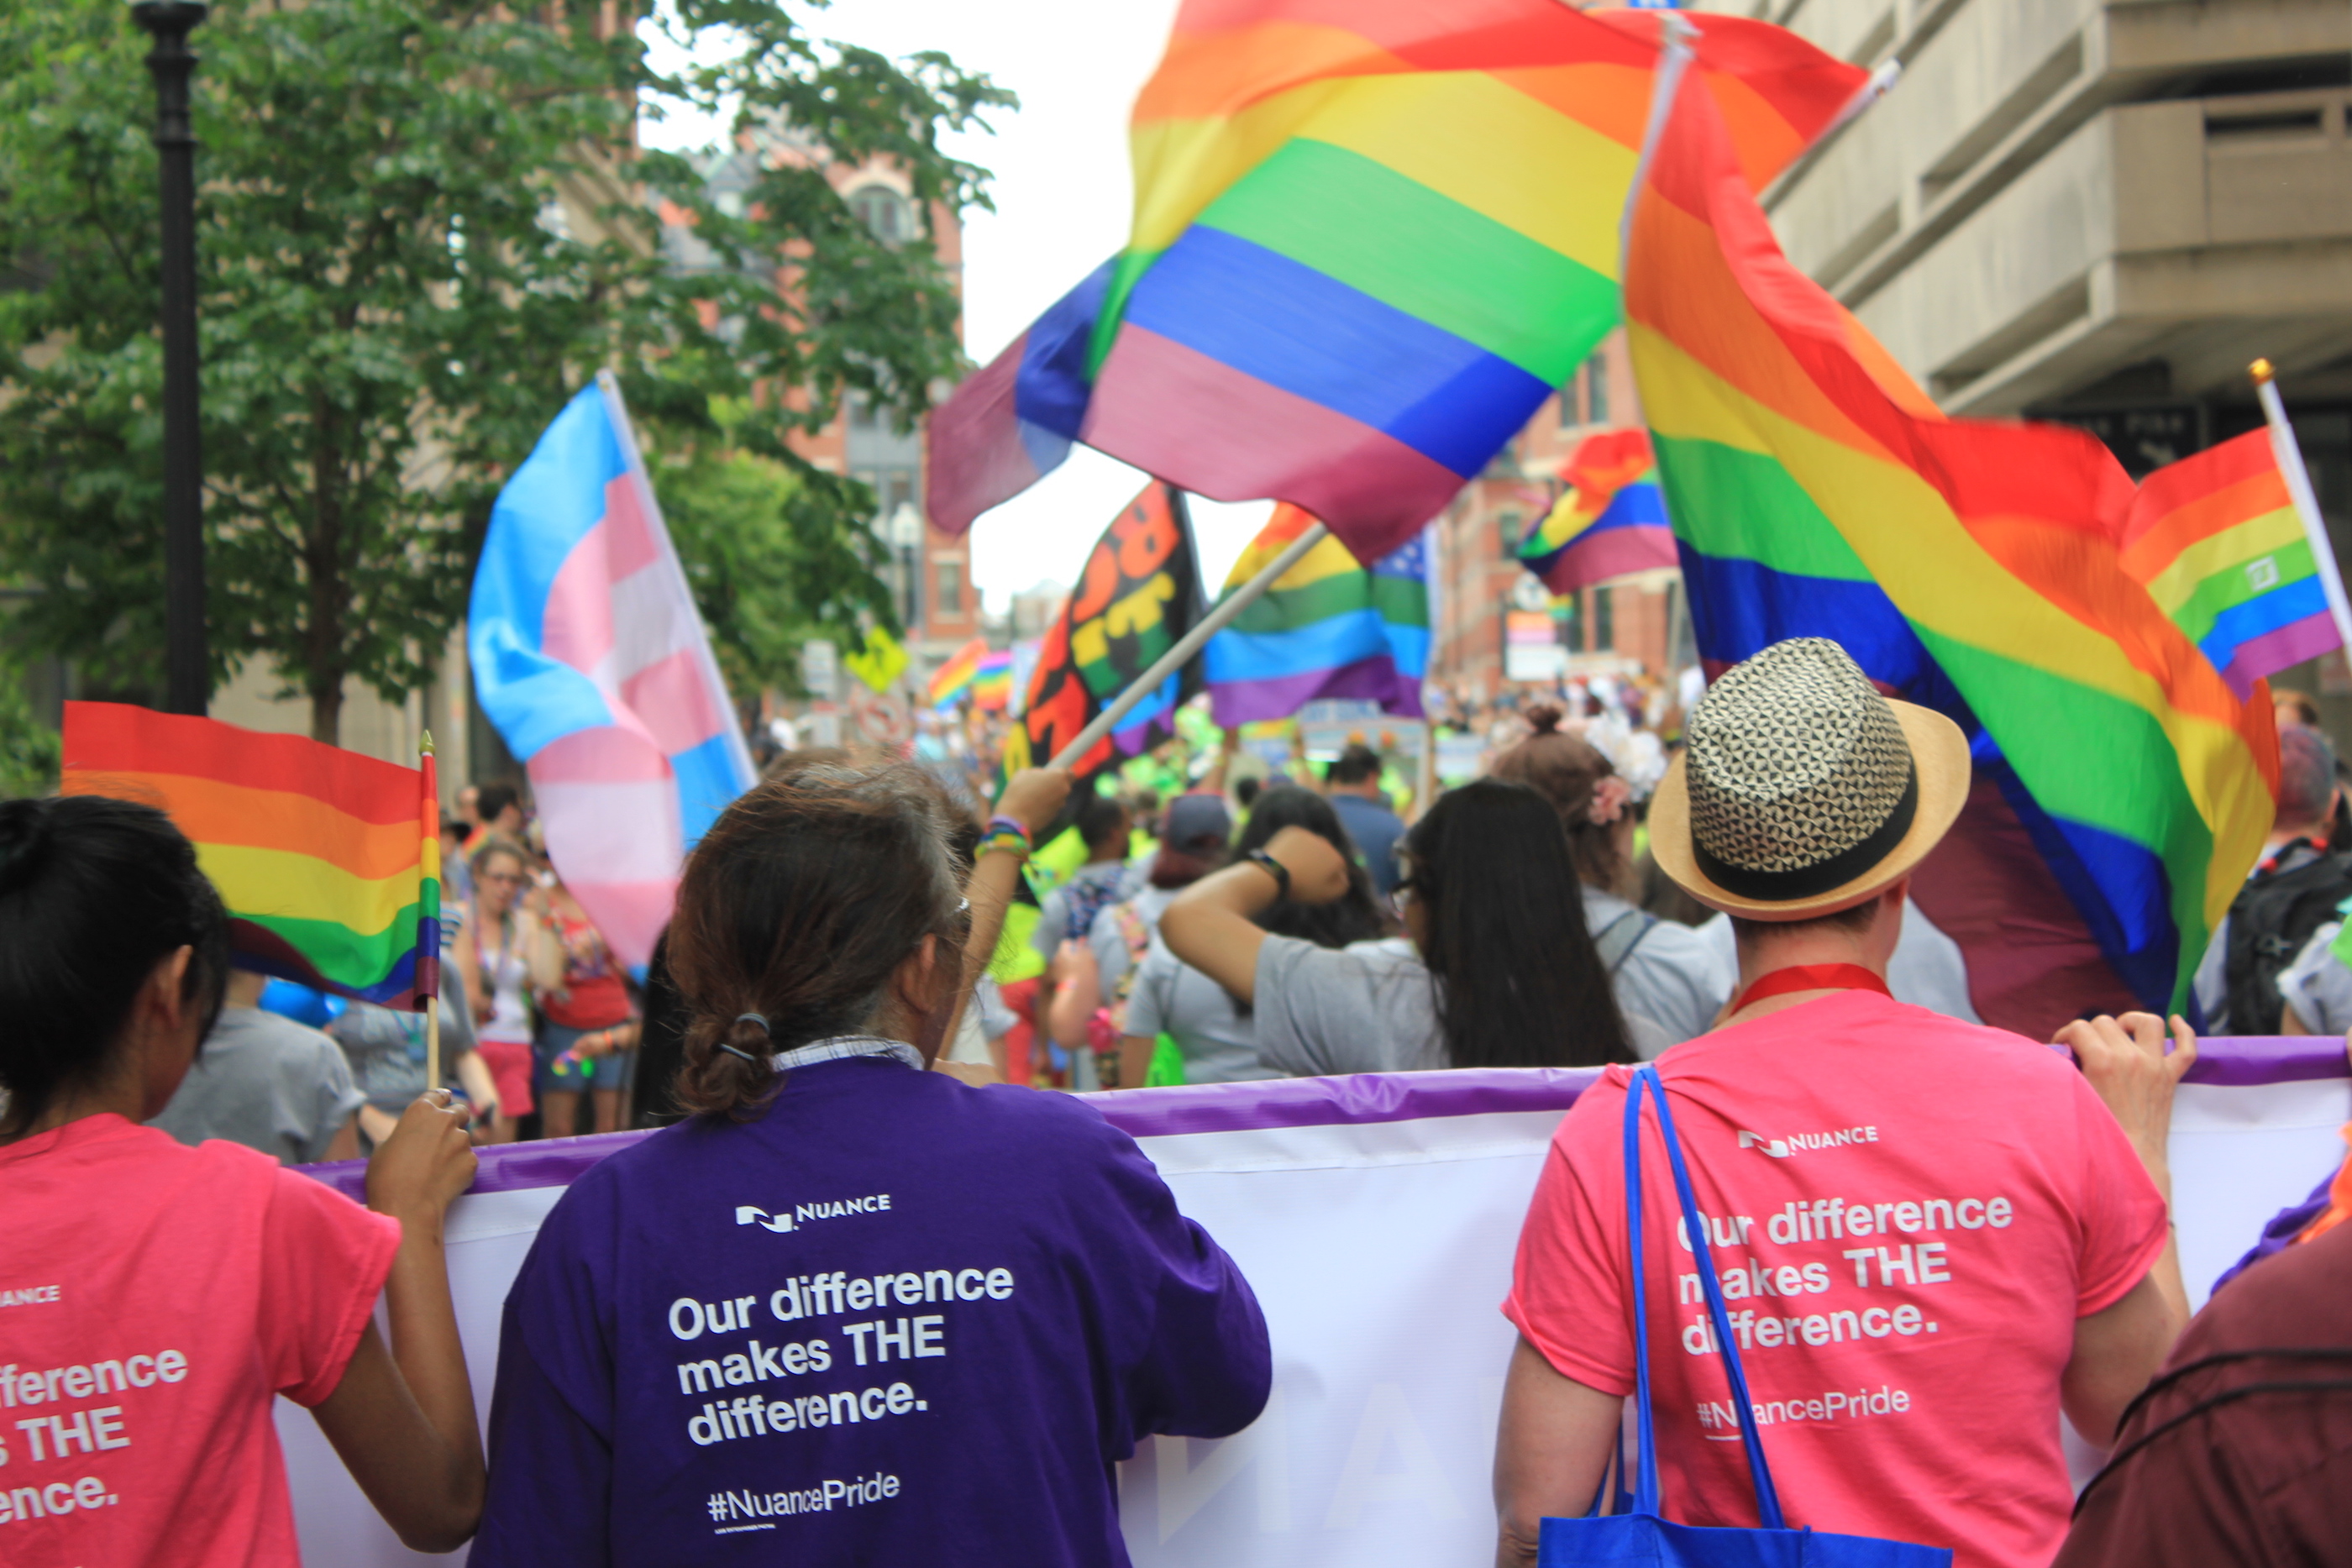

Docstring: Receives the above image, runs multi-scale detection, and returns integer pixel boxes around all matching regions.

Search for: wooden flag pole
[420,730,441,1099]
[2252,359,2352,658]
[1048,518,1331,771]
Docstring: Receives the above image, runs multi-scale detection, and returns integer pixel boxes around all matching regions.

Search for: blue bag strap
[1619,1068,1662,1515]
[1626,1066,1788,1530]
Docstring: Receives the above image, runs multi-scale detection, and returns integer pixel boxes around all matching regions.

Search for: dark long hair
[665,763,968,1120]
[1404,779,1632,1068]
[0,795,231,1134]
[1234,785,1391,948]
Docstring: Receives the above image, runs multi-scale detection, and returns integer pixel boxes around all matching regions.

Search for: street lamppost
[132,2,209,716]
[890,501,925,640]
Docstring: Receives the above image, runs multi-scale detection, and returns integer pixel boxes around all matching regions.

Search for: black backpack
[2222,849,2352,1034]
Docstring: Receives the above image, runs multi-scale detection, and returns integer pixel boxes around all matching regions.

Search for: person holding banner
[1492,640,2192,1568]
[470,763,1270,1566]
[0,795,487,1561]
[1161,778,1654,1072]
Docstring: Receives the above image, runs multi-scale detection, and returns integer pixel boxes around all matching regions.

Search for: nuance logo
[735,1194,893,1234]
[1739,1125,1879,1159]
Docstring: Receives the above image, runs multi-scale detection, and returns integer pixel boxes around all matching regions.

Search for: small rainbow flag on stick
[1518,428,1677,596]
[2119,383,2352,698]
[60,703,441,1008]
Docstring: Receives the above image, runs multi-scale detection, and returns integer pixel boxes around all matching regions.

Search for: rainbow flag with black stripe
[1518,428,1677,595]
[2121,428,2343,697]
[1206,506,1430,726]
[925,0,1873,565]
[1625,64,2277,1035]
[60,703,442,1007]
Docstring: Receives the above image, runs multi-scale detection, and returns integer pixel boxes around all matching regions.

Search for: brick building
[1430,331,1687,703]
[659,128,979,671]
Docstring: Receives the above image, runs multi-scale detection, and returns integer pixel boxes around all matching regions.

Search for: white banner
[280,1053,2349,1565]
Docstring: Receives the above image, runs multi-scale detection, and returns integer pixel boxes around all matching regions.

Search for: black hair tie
[718,1012,770,1065]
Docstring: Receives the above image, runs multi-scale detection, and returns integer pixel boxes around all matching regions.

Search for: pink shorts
[475,1038,536,1120]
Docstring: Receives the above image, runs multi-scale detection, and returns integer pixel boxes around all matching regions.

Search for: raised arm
[945,768,1071,1051]
[2050,1010,2196,1440]
[312,1091,486,1551]
[1159,826,1352,1004]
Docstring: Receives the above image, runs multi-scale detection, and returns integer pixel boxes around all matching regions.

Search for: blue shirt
[472,1055,1269,1566]
[1327,791,1408,894]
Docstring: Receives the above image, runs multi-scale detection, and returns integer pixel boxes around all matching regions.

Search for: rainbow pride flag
[1625,62,2277,1033]
[972,649,1016,712]
[926,1,1873,565]
[60,702,441,1006]
[1518,428,1677,595]
[927,636,990,707]
[2120,428,2342,697]
[1205,506,1430,726]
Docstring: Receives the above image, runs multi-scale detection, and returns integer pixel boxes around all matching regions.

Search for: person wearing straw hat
[1493,638,2197,1568]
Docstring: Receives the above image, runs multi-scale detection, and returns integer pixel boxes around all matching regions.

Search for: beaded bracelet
[978,815,1033,862]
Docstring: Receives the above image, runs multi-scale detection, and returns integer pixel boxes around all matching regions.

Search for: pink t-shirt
[0,1114,398,1566]
[1504,990,2166,1568]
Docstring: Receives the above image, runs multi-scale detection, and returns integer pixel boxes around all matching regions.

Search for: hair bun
[1524,704,1566,735]
[0,799,51,894]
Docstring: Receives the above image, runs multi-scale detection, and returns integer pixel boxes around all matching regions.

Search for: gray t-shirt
[329,968,478,1112]
[1122,940,1283,1085]
[1252,935,1667,1075]
[1583,886,1727,1046]
[150,1007,365,1164]
[2279,920,2352,1034]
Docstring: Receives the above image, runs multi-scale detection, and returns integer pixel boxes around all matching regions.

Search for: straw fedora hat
[1651,638,1969,920]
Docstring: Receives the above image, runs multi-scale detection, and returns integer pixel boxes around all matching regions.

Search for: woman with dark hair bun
[1488,704,1725,1047]
[1,794,487,1561]
[472,765,1270,1567]
[1163,778,1659,1073]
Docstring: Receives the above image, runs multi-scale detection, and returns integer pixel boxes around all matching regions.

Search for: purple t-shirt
[471,1056,1270,1565]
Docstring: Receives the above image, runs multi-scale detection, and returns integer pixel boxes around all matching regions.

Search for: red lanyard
[1729,963,1890,1016]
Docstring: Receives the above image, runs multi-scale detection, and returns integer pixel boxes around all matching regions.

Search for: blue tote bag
[1537,1067,1952,1568]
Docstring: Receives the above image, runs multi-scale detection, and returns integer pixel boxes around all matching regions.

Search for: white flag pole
[1048,519,1331,772]
[2252,358,2352,658]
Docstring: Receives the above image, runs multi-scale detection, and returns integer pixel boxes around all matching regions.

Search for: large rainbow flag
[926,0,1873,565]
[60,702,441,1006]
[1517,427,1677,596]
[1625,60,2278,1036]
[2120,427,2344,698]
[1205,506,1429,726]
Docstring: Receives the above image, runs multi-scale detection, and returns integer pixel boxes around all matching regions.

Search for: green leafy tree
[0,0,1005,741]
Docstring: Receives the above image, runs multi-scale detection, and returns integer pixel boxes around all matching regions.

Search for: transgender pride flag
[468,375,756,964]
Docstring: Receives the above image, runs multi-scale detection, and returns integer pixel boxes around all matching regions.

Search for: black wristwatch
[1245,848,1291,898]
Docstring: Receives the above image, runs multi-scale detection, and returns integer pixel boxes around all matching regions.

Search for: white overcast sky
[638,0,1275,613]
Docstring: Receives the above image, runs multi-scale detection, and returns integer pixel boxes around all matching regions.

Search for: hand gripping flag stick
[1047,515,1332,771]
[2252,358,2352,659]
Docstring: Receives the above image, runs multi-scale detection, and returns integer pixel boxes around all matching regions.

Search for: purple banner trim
[295,1068,1600,1200]
[293,1041,2340,1201]
[2180,1036,2351,1087]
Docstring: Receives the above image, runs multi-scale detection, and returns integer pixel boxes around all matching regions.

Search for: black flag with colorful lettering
[1002,481,1205,783]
